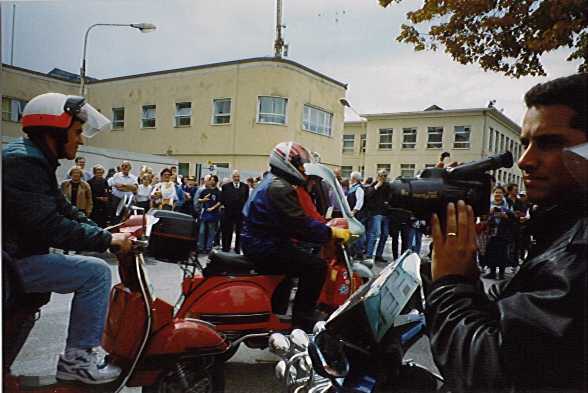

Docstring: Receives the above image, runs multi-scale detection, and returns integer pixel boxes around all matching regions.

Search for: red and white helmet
[22,93,111,138]
[269,141,314,184]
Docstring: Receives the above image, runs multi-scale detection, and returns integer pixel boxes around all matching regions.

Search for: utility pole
[10,4,16,65]
[274,0,287,58]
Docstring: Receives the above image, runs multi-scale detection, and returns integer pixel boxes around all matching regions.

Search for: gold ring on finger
[447,232,457,237]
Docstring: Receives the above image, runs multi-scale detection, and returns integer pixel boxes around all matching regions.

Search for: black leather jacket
[426,203,587,393]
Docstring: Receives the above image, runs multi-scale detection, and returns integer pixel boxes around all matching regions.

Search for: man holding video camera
[426,73,587,392]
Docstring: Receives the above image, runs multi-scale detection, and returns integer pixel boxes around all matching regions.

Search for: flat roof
[2,57,348,89]
[359,107,520,133]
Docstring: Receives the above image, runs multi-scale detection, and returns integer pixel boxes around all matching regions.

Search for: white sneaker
[56,348,121,384]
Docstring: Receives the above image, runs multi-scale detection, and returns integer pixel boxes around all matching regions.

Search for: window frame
[111,107,125,129]
[341,166,353,178]
[212,98,232,125]
[400,163,416,178]
[453,125,471,149]
[360,134,367,153]
[427,126,443,149]
[141,104,157,129]
[2,97,27,122]
[376,163,391,175]
[342,134,355,154]
[174,102,192,127]
[257,96,288,125]
[302,104,333,137]
[378,128,393,150]
[402,127,417,149]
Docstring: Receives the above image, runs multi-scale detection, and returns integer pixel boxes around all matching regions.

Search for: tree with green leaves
[379,0,588,77]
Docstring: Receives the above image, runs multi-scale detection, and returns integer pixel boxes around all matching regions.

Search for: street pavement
[10,235,514,392]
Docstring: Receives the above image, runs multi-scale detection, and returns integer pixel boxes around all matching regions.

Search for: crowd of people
[59,158,264,254]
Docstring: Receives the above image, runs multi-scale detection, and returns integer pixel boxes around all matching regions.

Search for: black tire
[143,359,224,393]
[216,343,240,362]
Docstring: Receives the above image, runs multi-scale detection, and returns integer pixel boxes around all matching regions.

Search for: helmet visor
[563,142,588,189]
[77,103,112,138]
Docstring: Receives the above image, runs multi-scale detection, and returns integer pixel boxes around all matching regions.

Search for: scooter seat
[204,250,259,276]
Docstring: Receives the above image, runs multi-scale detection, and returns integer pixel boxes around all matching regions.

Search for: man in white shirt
[347,171,367,260]
[107,160,138,223]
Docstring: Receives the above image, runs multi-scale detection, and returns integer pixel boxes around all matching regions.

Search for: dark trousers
[247,244,327,317]
[221,214,243,252]
[390,222,410,260]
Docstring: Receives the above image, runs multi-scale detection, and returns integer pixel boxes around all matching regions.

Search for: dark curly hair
[524,73,587,134]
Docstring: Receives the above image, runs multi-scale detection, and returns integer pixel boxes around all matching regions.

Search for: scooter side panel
[144,318,229,355]
[180,275,283,316]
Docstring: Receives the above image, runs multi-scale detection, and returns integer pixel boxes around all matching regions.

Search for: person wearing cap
[426,73,587,392]
[2,93,132,384]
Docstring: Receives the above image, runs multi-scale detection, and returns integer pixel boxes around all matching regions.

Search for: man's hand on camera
[111,232,133,254]
[431,201,478,281]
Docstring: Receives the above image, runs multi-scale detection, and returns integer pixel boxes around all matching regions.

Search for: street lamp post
[80,22,156,96]
[339,98,368,176]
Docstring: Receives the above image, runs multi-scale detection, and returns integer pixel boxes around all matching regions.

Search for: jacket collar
[25,137,60,171]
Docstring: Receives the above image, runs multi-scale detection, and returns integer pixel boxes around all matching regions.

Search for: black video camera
[386,151,514,221]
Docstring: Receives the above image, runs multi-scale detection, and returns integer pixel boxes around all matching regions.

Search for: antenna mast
[274,0,287,57]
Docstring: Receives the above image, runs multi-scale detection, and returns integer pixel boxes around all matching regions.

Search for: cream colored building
[2,58,347,178]
[341,106,524,188]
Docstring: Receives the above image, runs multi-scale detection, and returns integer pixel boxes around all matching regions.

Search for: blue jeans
[408,227,424,254]
[16,253,111,350]
[199,220,219,252]
[366,214,390,258]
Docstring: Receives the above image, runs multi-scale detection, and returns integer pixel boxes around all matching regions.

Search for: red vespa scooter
[169,163,370,359]
[3,211,229,393]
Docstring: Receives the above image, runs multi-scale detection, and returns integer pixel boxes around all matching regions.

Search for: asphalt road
[10,236,508,392]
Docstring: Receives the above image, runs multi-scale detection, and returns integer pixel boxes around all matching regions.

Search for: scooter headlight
[290,329,310,351]
[269,333,291,357]
[275,359,287,381]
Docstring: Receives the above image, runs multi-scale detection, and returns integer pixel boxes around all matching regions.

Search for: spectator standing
[198,175,222,254]
[220,170,250,253]
[435,151,451,168]
[66,156,92,181]
[387,208,412,260]
[171,174,185,211]
[107,161,138,223]
[505,183,527,266]
[61,166,93,216]
[150,168,177,210]
[364,169,392,264]
[134,173,153,212]
[484,185,515,279]
[87,164,110,228]
[347,171,366,260]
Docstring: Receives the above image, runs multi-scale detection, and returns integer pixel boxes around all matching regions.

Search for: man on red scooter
[2,93,132,384]
[241,141,351,331]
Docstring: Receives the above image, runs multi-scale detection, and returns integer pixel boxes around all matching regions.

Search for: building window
[141,104,156,128]
[213,162,230,169]
[427,127,443,149]
[341,166,353,178]
[453,125,471,149]
[402,128,417,149]
[509,139,514,154]
[376,164,391,174]
[212,98,231,124]
[500,133,505,153]
[424,164,436,169]
[303,105,332,136]
[359,165,365,176]
[175,102,192,127]
[488,127,495,152]
[378,128,393,149]
[112,107,125,129]
[2,97,27,122]
[400,164,416,178]
[342,134,355,154]
[360,134,367,153]
[178,162,190,177]
[258,96,287,125]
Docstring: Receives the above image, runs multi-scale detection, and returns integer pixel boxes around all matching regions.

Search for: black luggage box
[148,210,197,262]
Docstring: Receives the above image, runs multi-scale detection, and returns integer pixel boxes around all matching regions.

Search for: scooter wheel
[143,359,224,393]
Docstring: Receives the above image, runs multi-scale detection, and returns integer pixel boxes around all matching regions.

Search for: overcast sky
[1,0,581,125]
